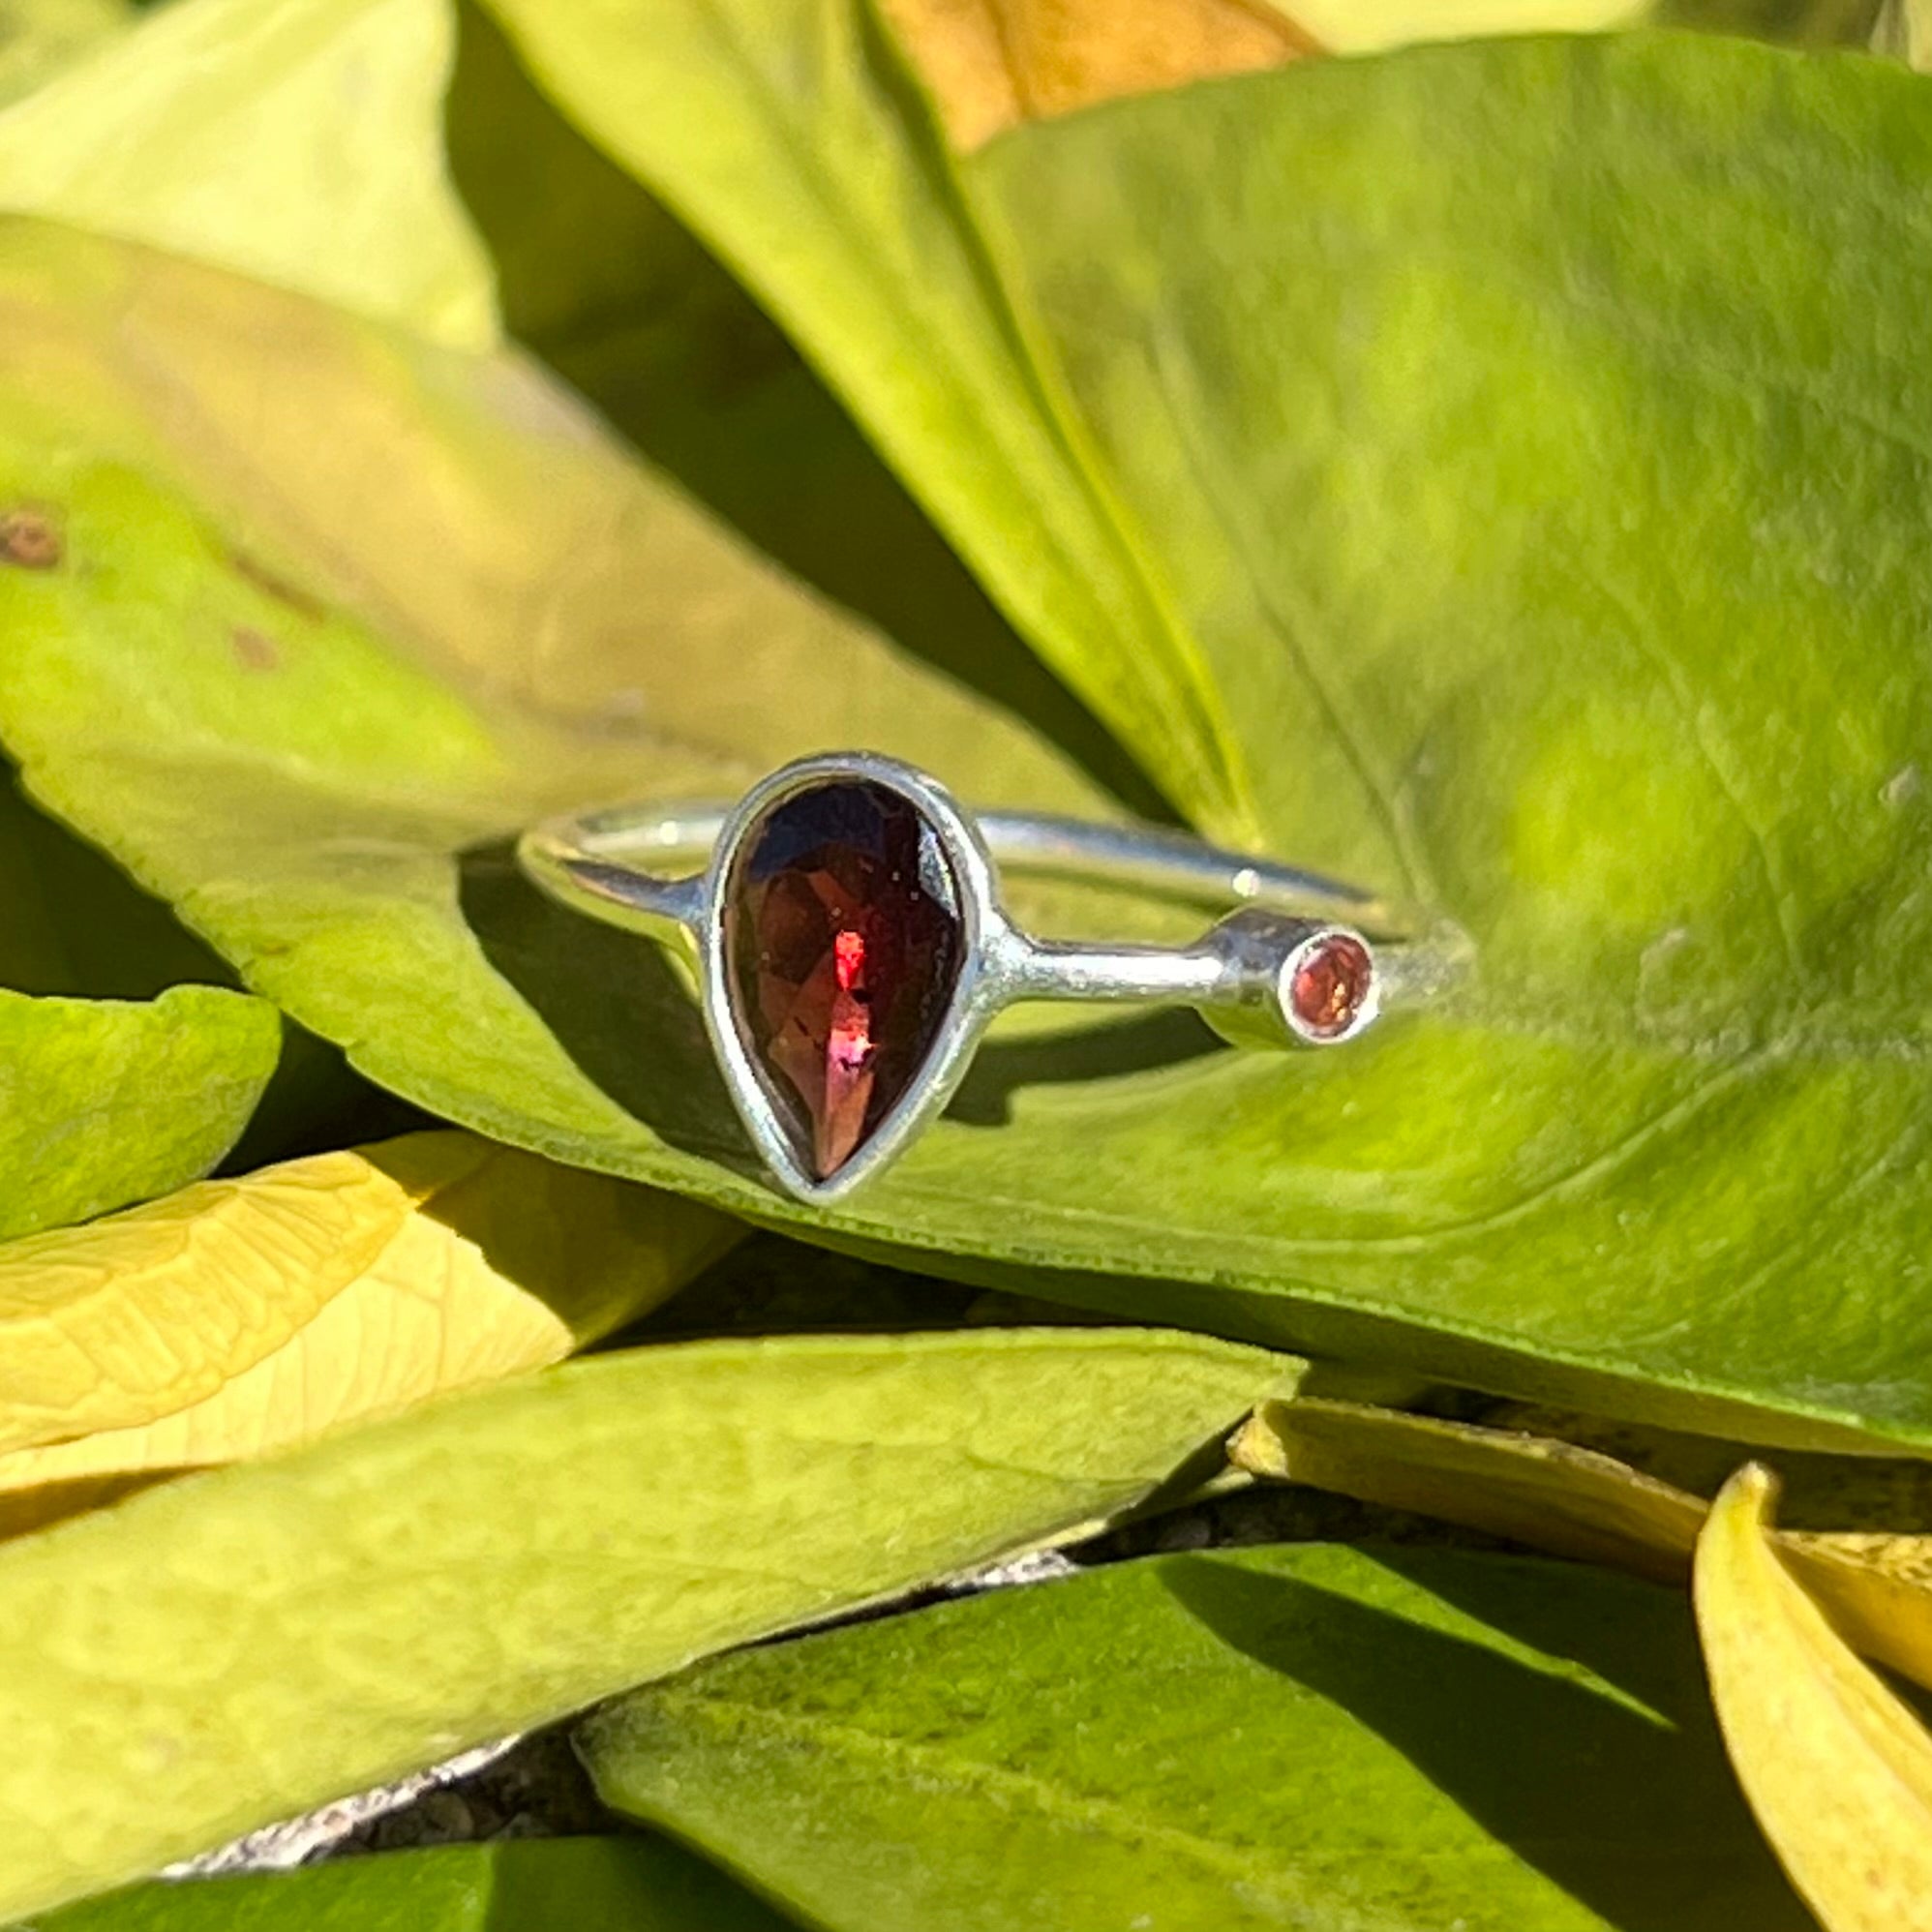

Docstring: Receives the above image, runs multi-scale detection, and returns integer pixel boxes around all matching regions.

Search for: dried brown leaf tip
[885,0,1320,151]
[0,508,63,570]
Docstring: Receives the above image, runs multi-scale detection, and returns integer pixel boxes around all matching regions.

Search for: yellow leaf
[1231,1396,1706,1583]
[1232,1398,1932,1694]
[1778,1530,1932,1698]
[0,0,130,108]
[0,1132,738,1531]
[0,1142,430,1458]
[880,0,1319,151]
[1873,0,1932,68]
[1696,1465,1932,1932]
[1292,0,1644,56]
[0,0,498,347]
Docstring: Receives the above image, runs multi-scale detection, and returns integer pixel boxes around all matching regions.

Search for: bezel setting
[697,754,1014,1205]
[1278,926,1380,1046]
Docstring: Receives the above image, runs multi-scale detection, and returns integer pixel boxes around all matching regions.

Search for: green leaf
[952,35,1932,1443]
[9,38,1932,1453]
[585,1541,1808,1932]
[0,1325,1291,1918]
[0,985,276,1242]
[0,0,497,347]
[0,762,393,1175]
[475,0,1257,839]
[0,737,281,1246]
[30,1840,795,1932]
[0,762,233,998]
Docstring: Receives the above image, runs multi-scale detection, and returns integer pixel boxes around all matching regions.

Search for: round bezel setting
[1278,926,1379,1045]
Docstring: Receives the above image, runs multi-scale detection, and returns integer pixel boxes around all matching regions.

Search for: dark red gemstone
[723,780,964,1180]
[1288,930,1374,1041]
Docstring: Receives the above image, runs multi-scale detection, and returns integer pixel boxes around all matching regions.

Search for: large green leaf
[475,0,1255,838]
[586,1541,1807,1932]
[32,1841,795,1932]
[0,0,497,347]
[10,39,1932,1450]
[941,32,1932,1446]
[0,1325,1289,1918]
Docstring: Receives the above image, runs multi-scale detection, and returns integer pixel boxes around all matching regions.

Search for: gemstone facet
[1285,929,1375,1042]
[723,780,964,1180]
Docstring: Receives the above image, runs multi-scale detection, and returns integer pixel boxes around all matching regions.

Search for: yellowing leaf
[1231,1396,1706,1585]
[1695,1465,1932,1932]
[880,0,1318,151]
[1291,0,1642,54]
[1776,1529,1932,1700]
[0,1143,427,1458]
[0,1132,738,1530]
[0,0,497,346]
[1233,1398,1932,1694]
[1873,0,1932,67]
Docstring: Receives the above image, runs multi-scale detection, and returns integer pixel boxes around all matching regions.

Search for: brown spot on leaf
[1,507,63,570]
[229,548,323,619]
[231,626,281,672]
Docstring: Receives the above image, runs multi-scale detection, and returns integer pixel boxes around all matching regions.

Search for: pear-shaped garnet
[723,780,965,1181]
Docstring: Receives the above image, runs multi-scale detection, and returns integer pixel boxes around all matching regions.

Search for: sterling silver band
[518,751,1441,1203]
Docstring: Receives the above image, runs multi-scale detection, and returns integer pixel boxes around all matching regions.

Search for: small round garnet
[1284,929,1376,1043]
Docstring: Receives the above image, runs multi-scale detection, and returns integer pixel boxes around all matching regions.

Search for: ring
[518,752,1438,1203]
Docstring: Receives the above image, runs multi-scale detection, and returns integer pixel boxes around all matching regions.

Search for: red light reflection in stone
[725,782,963,1178]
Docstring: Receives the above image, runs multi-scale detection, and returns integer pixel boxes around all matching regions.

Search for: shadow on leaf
[445,1,1171,826]
[946,1009,1226,1128]
[1162,1553,1809,1932]
[458,840,761,1178]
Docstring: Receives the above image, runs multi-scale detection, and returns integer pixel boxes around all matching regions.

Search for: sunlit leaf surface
[0,1326,1292,1918]
[1695,1465,1932,1932]
[0,0,497,344]
[0,1132,735,1535]
[0,984,276,1243]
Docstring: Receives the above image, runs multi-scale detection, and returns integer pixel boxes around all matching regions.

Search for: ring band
[519,751,1439,1203]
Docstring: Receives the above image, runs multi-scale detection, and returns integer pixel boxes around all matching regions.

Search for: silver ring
[518,751,1446,1204]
